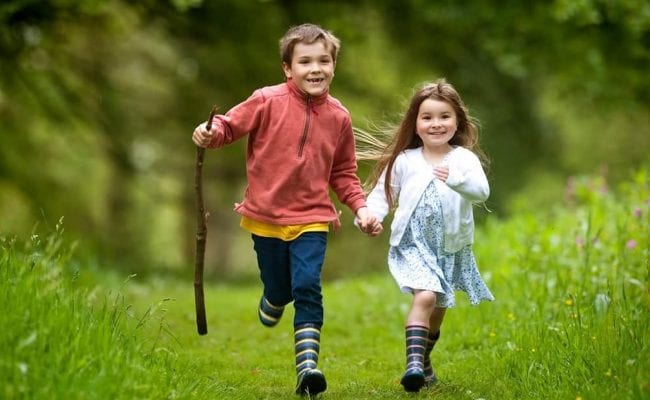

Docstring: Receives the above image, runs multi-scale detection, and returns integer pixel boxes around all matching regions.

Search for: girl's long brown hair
[356,79,489,209]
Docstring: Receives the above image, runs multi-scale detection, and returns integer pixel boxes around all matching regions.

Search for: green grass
[1,220,218,399]
[1,170,648,399]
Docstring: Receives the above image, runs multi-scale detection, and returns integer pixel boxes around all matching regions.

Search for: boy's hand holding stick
[194,105,218,335]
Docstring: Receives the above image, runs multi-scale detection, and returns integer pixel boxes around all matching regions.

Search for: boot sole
[424,374,438,386]
[401,372,425,392]
[296,369,327,396]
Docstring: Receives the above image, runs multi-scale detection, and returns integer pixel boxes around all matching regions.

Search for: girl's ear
[282,62,292,79]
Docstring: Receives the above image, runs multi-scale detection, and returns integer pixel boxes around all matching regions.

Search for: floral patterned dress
[388,180,494,308]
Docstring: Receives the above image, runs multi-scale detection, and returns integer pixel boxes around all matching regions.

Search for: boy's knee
[292,277,321,298]
[262,276,293,306]
[266,292,293,307]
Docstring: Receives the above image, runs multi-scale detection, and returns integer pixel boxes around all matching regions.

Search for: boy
[192,23,379,396]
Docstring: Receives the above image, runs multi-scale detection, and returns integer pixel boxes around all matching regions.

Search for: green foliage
[472,169,649,399]
[0,0,648,277]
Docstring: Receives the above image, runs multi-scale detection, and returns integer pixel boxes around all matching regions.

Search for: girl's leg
[252,234,292,327]
[406,290,437,326]
[401,290,436,392]
[429,306,447,334]
[423,307,447,384]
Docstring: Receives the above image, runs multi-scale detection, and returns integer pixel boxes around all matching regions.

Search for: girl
[358,79,494,392]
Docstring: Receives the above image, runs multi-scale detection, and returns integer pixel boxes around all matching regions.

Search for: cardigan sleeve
[366,170,390,222]
[367,156,403,222]
[445,149,490,203]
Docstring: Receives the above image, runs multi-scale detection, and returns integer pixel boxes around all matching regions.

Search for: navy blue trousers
[252,232,327,328]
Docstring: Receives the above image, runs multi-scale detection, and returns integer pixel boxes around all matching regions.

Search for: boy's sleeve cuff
[350,199,367,215]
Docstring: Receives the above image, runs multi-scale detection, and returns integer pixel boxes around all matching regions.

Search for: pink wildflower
[625,239,637,249]
[598,184,608,194]
[565,176,576,205]
[633,207,642,218]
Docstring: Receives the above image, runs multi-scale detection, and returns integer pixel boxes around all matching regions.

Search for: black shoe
[295,369,327,396]
[424,371,438,386]
[400,369,425,392]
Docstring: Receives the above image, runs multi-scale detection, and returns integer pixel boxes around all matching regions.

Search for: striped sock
[258,296,284,327]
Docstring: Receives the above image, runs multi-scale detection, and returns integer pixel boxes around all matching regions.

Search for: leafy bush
[471,169,649,399]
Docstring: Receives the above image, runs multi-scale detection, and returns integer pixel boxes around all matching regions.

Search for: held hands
[356,207,383,237]
[433,165,449,182]
[192,121,215,148]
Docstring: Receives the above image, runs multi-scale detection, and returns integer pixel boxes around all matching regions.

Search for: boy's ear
[282,62,292,79]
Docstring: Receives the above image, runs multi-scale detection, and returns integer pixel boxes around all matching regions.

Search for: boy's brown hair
[279,23,341,64]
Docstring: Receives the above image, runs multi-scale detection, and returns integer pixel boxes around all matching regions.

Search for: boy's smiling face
[283,40,335,97]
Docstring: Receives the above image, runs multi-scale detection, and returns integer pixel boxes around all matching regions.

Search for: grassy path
[124,273,505,399]
[122,171,650,399]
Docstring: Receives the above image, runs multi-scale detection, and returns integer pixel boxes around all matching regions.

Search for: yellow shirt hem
[240,216,329,241]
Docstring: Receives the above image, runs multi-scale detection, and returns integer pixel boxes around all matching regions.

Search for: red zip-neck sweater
[207,79,366,226]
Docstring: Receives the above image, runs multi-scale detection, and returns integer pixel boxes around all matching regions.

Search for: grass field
[2,171,648,399]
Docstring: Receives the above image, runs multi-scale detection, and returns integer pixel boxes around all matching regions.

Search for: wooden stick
[194,105,218,335]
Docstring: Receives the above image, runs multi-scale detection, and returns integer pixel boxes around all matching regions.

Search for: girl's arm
[444,151,489,202]
[367,160,401,222]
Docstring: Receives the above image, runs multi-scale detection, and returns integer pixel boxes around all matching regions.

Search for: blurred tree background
[1,0,648,281]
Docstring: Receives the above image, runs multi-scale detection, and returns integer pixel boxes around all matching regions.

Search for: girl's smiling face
[416,98,458,151]
[283,40,335,97]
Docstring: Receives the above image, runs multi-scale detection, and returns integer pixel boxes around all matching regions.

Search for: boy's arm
[329,117,385,237]
[329,117,367,213]
[197,90,266,149]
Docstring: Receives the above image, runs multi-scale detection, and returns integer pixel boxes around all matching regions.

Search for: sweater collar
[286,78,329,105]
[415,145,458,164]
